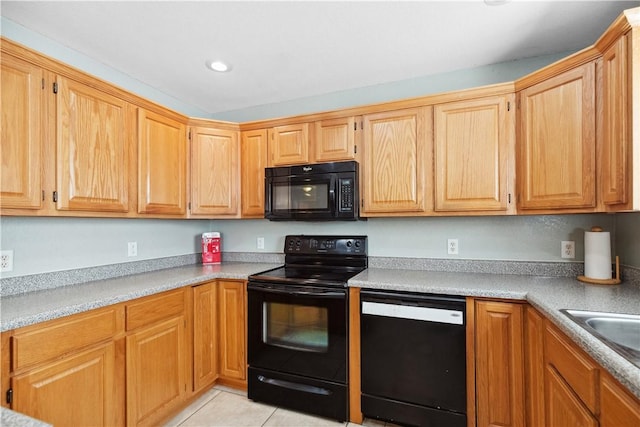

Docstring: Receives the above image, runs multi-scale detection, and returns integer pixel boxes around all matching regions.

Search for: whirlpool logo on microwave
[303,166,313,172]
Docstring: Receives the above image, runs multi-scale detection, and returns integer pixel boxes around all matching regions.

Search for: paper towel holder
[577,225,621,285]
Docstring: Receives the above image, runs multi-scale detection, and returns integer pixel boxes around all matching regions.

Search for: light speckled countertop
[349,268,640,399]
[1,262,639,401]
[0,262,280,331]
[0,407,51,427]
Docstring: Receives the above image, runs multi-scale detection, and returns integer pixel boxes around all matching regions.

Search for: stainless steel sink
[561,309,640,368]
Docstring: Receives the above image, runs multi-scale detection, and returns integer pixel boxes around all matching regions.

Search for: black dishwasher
[360,290,467,427]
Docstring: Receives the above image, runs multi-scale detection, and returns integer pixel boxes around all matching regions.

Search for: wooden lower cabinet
[4,304,126,426]
[545,365,598,427]
[125,289,188,427]
[474,300,525,427]
[217,280,247,387]
[193,281,218,392]
[13,342,121,427]
[600,371,640,427]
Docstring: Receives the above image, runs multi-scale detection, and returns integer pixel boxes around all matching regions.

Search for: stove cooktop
[249,265,365,287]
[249,235,368,287]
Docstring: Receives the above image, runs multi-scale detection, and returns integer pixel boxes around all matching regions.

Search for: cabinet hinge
[6,388,12,405]
[508,193,511,204]
[354,145,357,154]
[188,202,191,211]
[507,101,511,112]
[52,82,58,94]
[42,190,45,202]
[52,191,58,203]
[354,122,357,131]
[188,130,191,141]
[41,78,45,90]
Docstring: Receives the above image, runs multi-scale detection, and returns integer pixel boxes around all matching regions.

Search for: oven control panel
[285,235,367,255]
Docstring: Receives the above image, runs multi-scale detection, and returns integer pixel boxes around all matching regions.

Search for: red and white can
[202,232,221,264]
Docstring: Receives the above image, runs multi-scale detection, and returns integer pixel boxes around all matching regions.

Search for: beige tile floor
[164,385,398,427]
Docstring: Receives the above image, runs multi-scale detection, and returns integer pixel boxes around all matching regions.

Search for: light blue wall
[0,217,211,278]
[615,212,640,267]
[0,214,623,278]
[210,215,615,262]
[211,53,571,122]
[0,17,210,118]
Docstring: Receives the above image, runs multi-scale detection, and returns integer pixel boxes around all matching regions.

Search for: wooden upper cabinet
[138,109,187,215]
[361,107,431,214]
[599,33,632,209]
[314,117,357,162]
[1,54,44,210]
[268,123,309,166]
[434,95,514,213]
[56,76,132,212]
[190,126,239,216]
[241,129,268,218]
[517,62,596,211]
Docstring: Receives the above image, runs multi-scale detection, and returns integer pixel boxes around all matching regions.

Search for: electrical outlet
[257,237,265,250]
[561,241,575,259]
[448,239,459,255]
[128,242,138,257]
[1,250,14,272]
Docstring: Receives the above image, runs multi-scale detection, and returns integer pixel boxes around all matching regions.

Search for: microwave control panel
[339,178,354,212]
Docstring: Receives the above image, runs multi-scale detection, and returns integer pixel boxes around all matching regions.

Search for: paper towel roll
[584,230,612,280]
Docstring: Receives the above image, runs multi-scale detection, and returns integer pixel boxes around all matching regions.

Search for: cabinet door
[475,301,525,427]
[1,54,44,210]
[546,366,598,427]
[13,342,119,427]
[218,280,246,385]
[434,95,514,212]
[524,307,545,427]
[56,76,132,212]
[362,107,431,214]
[600,371,640,427]
[518,62,596,210]
[268,123,309,166]
[241,129,268,217]
[138,109,187,215]
[600,34,631,208]
[314,117,356,162]
[126,316,187,427]
[190,126,239,216]
[193,282,218,392]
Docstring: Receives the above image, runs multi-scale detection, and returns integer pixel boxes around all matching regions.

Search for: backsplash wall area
[2,213,636,279]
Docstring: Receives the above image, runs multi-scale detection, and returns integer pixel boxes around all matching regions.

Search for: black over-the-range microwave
[264,161,360,221]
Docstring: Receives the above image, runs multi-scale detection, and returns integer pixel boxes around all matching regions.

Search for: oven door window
[264,302,328,353]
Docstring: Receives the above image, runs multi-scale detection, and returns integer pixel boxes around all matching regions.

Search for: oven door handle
[257,375,332,396]
[248,283,345,298]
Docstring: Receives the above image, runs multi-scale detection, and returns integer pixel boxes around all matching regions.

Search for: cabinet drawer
[544,323,599,413]
[12,305,123,371]
[126,289,185,331]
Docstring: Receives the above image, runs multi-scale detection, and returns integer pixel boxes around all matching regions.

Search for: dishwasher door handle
[362,301,464,325]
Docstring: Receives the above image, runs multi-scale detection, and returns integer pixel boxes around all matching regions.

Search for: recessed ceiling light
[206,60,231,72]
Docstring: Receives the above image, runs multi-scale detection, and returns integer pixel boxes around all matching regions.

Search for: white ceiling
[2,1,638,115]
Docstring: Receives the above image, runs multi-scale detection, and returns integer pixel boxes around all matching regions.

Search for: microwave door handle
[329,176,337,215]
